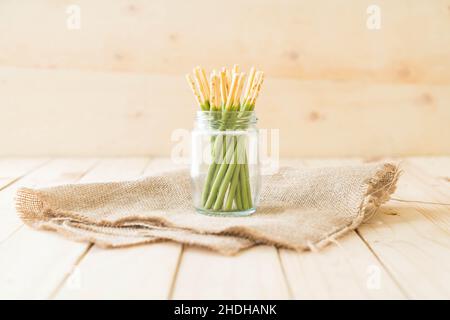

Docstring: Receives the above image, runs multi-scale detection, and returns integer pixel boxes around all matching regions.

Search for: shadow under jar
[191,111,260,216]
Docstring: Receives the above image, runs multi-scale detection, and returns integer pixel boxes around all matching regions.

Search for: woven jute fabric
[16,162,399,255]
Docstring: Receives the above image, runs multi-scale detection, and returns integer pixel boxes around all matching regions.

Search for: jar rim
[196,110,256,115]
[194,110,257,129]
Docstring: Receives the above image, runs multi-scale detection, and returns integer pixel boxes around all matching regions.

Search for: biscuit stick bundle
[186,65,264,212]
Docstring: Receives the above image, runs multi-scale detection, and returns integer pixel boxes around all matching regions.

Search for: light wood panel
[356,160,450,299]
[0,158,149,299]
[173,246,290,299]
[408,157,450,180]
[358,206,450,299]
[279,158,405,299]
[0,158,96,242]
[55,241,182,299]
[280,234,405,299]
[306,157,450,299]
[0,0,449,84]
[0,157,449,299]
[390,159,450,233]
[406,157,450,201]
[55,158,184,299]
[0,158,96,299]
[1,1,449,157]
[0,158,48,190]
[1,67,449,157]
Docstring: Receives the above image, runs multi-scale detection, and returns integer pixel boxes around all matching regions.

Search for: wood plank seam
[282,158,407,299]
[49,157,155,299]
[391,198,450,206]
[4,159,101,298]
[0,158,51,192]
[276,249,294,299]
[0,225,23,246]
[2,159,100,243]
[0,158,100,299]
[3,67,450,157]
[167,245,185,300]
[355,229,410,299]
[408,165,450,201]
[324,238,375,296]
[48,243,93,299]
[4,157,447,299]
[398,163,450,234]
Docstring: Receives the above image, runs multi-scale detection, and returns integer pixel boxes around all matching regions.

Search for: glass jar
[191,111,260,216]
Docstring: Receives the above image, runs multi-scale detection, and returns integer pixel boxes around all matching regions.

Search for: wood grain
[1,67,449,157]
[0,0,449,84]
[54,158,184,299]
[0,158,148,299]
[0,158,48,190]
[356,159,450,299]
[0,158,97,299]
[0,158,96,243]
[305,157,450,299]
[0,157,449,299]
[173,246,290,299]
[1,1,449,157]
[279,158,405,299]
[280,234,405,299]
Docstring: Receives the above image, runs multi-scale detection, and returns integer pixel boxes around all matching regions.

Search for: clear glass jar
[191,111,260,216]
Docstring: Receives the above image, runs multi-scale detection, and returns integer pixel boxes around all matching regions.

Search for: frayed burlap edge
[15,163,400,255]
[312,163,400,251]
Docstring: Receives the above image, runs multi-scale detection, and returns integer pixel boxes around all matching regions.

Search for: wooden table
[0,157,449,300]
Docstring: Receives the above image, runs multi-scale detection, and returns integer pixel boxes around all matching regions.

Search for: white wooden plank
[304,158,450,299]
[279,158,404,299]
[0,158,48,190]
[280,234,405,299]
[55,242,181,299]
[357,205,450,299]
[55,157,184,299]
[2,157,448,300]
[1,67,450,158]
[389,159,450,233]
[0,158,97,299]
[407,157,450,180]
[0,158,96,242]
[1,1,450,84]
[356,160,450,299]
[0,158,148,299]
[172,246,290,300]
[405,157,450,201]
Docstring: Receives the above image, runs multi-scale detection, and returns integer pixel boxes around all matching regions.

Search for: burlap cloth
[16,162,399,255]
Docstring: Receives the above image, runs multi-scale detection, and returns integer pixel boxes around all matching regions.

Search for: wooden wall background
[0,0,449,157]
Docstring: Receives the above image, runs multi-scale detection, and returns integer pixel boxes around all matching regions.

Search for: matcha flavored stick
[249,72,265,109]
[234,73,246,110]
[194,66,210,110]
[185,74,203,108]
[225,73,239,112]
[224,67,231,89]
[242,67,256,108]
[209,72,217,110]
[243,71,263,109]
[220,70,228,108]
[214,73,221,109]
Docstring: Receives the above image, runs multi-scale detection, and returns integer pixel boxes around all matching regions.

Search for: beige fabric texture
[16,162,399,255]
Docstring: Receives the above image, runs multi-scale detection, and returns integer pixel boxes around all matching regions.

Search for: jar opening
[195,111,257,130]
